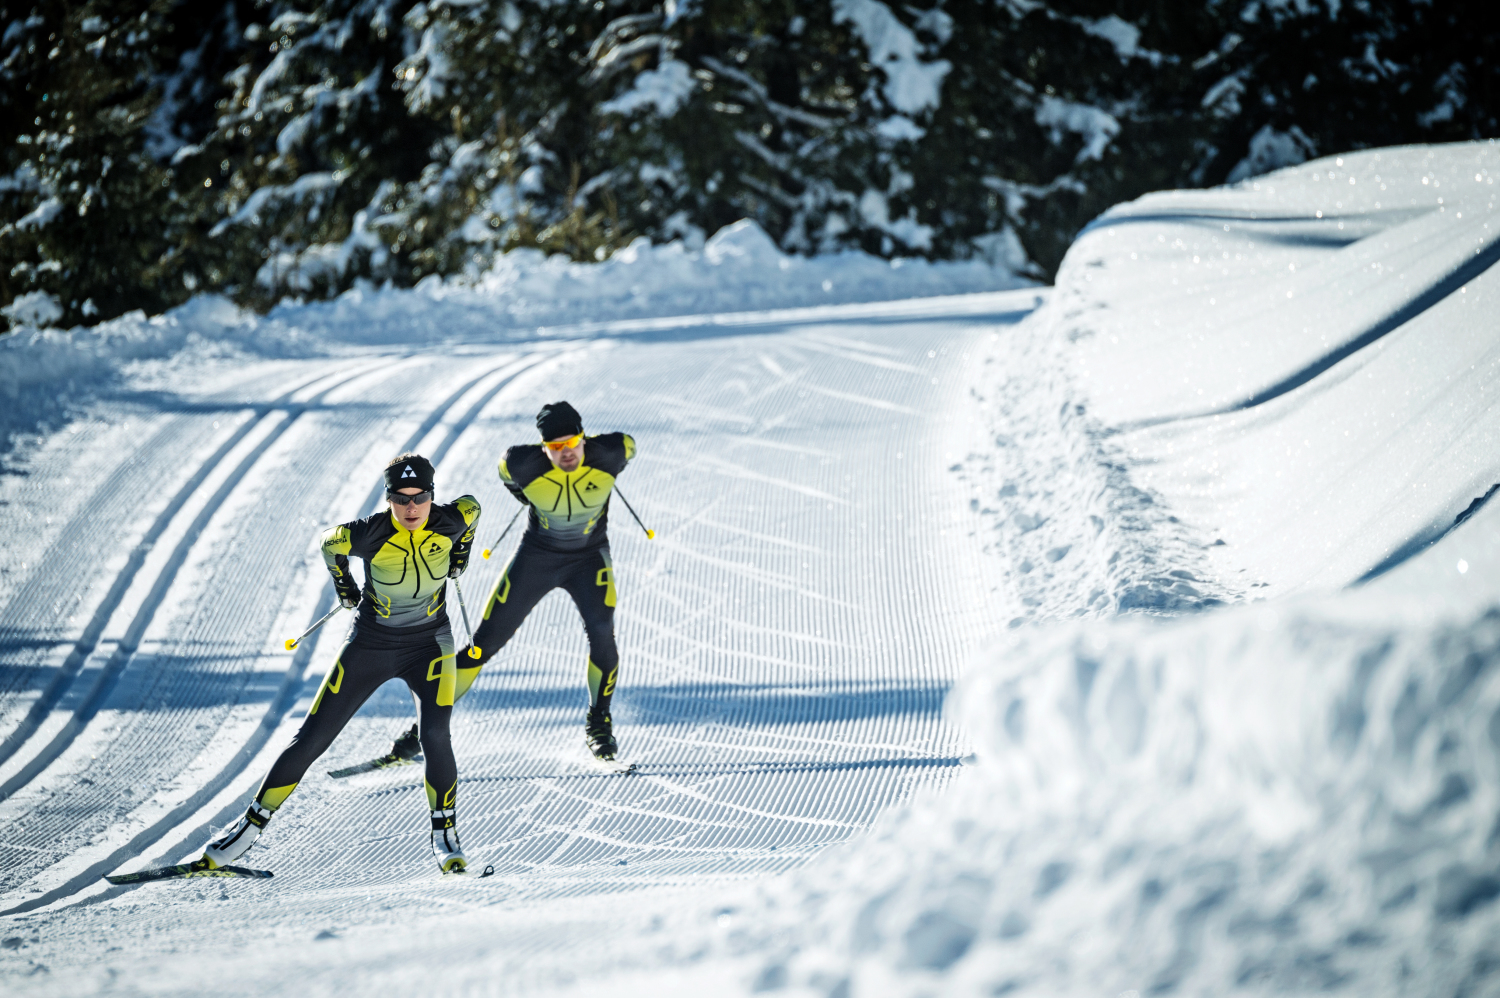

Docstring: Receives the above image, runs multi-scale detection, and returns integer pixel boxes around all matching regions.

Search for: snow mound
[722,141,1500,996]
[751,515,1500,997]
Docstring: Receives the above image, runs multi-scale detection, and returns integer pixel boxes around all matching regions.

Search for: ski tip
[480,864,495,878]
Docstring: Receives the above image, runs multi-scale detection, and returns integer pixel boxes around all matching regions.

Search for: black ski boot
[585,709,618,761]
[388,723,422,763]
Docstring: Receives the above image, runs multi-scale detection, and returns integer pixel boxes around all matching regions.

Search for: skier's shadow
[361,754,963,797]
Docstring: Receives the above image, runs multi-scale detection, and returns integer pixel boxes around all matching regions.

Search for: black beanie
[385,453,435,493]
[536,401,583,440]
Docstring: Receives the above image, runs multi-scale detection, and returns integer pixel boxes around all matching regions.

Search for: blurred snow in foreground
[708,141,1500,997]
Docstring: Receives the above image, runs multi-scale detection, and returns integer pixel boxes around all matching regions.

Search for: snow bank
[714,141,1500,996]
[1064,142,1500,595]
[744,509,1500,997]
[0,296,304,448]
[284,219,1024,342]
[0,218,1025,450]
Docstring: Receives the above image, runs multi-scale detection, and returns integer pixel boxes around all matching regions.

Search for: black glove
[449,541,471,578]
[333,573,361,609]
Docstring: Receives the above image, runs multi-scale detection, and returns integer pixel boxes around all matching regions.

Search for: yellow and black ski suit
[252,496,480,815]
[464,433,634,717]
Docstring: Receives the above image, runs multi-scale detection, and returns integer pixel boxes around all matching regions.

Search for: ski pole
[612,486,655,539]
[452,577,482,659]
[284,604,345,651]
[481,507,524,560]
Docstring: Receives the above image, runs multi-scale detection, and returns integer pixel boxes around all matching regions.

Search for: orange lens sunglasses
[544,433,584,451]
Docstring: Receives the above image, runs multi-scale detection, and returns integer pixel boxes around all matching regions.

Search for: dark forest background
[2,0,1495,331]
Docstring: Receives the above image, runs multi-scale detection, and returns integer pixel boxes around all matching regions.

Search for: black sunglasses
[387,490,433,506]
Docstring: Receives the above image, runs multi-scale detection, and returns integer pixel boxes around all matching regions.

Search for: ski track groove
[0,351,554,911]
[0,317,1015,972]
[0,362,356,762]
[0,360,406,810]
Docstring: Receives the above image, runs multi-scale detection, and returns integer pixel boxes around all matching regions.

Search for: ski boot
[585,709,618,762]
[201,801,273,869]
[431,807,466,874]
[389,722,422,763]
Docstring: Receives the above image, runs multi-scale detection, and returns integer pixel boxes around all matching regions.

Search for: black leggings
[256,618,458,812]
[466,542,619,715]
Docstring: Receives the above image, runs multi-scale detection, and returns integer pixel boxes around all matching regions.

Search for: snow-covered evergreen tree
[2,0,1496,330]
[1,2,182,328]
[171,0,445,306]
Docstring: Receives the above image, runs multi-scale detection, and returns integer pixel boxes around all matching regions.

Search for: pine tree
[1194,0,1500,184]
[2,0,1498,331]
[169,0,444,306]
[1,2,181,329]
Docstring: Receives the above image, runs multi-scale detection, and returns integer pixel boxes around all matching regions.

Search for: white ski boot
[202,802,273,869]
[431,807,467,874]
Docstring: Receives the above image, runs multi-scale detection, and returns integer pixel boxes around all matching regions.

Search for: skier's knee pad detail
[309,660,345,715]
[595,565,616,607]
[486,571,512,617]
[426,652,457,706]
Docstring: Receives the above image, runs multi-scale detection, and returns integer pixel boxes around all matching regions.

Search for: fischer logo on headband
[384,453,435,493]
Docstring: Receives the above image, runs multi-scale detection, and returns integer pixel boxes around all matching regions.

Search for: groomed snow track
[0,292,1037,990]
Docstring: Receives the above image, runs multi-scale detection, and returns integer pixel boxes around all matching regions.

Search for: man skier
[382,401,635,764]
[199,453,480,873]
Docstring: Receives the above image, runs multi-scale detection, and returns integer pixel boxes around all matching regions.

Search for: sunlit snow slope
[0,286,1039,993]
[681,141,1500,998]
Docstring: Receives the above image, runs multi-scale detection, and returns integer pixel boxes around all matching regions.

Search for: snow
[875,115,926,142]
[1034,96,1121,164]
[0,214,1023,458]
[0,290,63,328]
[601,59,696,118]
[1226,123,1318,182]
[857,189,934,250]
[1082,14,1141,60]
[5,142,1500,997]
[398,21,458,112]
[831,0,950,116]
[11,197,62,232]
[210,172,341,236]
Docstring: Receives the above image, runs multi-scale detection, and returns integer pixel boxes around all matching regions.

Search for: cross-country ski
[103,863,273,886]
